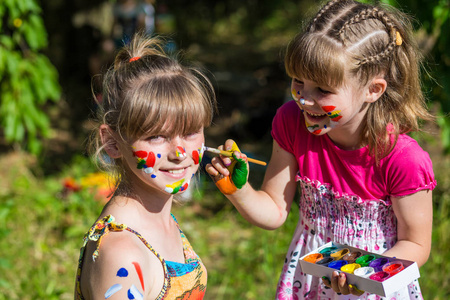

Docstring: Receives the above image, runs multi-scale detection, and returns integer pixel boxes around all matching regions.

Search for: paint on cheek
[132,262,145,291]
[105,284,122,299]
[165,178,189,194]
[127,284,143,300]
[176,146,187,158]
[117,268,129,277]
[133,150,156,174]
[291,88,301,101]
[322,105,343,122]
[192,150,200,165]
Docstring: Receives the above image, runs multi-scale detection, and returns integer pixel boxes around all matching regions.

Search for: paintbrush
[204,146,267,166]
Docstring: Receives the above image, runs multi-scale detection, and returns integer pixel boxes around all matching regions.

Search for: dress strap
[83,215,127,261]
[81,214,171,300]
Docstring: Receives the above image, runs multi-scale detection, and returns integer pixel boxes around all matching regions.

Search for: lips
[305,110,327,122]
[160,167,189,178]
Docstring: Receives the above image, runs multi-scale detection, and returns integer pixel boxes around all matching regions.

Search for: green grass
[0,149,449,299]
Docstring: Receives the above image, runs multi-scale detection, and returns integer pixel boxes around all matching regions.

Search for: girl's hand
[205,139,249,195]
[322,271,365,296]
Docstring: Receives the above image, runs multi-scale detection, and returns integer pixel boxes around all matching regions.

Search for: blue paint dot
[324,125,327,129]
[151,174,156,178]
[117,267,128,277]
[127,289,135,299]
[157,153,161,158]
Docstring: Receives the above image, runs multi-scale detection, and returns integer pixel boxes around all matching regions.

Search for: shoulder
[385,134,433,168]
[382,134,436,196]
[80,229,165,299]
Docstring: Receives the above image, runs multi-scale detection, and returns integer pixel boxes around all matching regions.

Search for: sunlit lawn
[0,144,448,299]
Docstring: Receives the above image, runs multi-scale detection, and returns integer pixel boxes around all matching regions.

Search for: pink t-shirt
[272,100,436,200]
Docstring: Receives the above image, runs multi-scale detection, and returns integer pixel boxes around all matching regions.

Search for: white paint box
[298,242,420,297]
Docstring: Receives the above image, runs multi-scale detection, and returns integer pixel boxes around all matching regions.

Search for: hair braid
[338,7,400,65]
[308,0,342,31]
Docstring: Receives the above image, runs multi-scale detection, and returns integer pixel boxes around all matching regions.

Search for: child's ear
[100,124,122,159]
[366,77,387,103]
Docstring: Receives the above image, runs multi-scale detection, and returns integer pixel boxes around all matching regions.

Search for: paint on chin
[165,178,190,194]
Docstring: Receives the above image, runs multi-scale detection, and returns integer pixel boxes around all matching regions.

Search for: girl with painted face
[206,0,435,299]
[75,34,216,300]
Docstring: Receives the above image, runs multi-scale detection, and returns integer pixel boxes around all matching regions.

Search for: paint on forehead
[105,284,122,298]
[133,150,156,174]
[176,146,187,158]
[165,178,189,194]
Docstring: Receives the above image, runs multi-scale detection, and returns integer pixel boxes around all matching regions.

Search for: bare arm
[206,140,299,230]
[382,189,433,267]
[81,233,163,300]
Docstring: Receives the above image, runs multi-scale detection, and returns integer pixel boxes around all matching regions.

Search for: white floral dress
[275,175,423,300]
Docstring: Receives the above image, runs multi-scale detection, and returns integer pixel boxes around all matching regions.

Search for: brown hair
[285,0,433,161]
[90,34,216,191]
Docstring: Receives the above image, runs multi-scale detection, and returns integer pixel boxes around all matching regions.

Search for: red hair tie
[129,56,141,62]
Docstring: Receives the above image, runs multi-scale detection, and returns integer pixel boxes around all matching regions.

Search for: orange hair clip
[129,56,141,62]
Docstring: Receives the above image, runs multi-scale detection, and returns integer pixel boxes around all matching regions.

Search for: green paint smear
[231,154,248,189]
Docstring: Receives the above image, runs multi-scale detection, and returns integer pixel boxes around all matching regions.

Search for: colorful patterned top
[271,101,436,300]
[75,214,207,300]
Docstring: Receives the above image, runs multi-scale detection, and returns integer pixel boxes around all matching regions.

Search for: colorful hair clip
[129,56,141,62]
[395,31,403,46]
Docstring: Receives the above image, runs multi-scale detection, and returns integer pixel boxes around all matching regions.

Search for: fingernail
[340,273,346,279]
[322,276,329,281]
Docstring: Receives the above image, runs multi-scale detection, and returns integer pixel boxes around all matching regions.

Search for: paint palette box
[299,242,420,297]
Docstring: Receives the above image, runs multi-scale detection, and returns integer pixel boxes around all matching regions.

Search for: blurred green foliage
[0,151,448,299]
[0,0,60,154]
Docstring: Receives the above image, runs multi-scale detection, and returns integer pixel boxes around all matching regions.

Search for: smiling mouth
[305,110,327,121]
[168,169,185,174]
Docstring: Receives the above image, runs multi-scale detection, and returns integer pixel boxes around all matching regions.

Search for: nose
[167,138,187,161]
[299,89,315,106]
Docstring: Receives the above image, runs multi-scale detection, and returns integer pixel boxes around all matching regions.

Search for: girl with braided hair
[75,34,216,299]
[206,0,435,298]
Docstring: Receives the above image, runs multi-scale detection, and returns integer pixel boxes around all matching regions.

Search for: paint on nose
[176,146,187,158]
